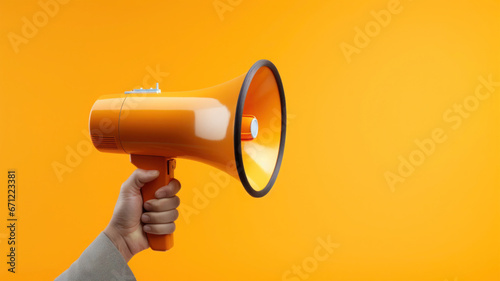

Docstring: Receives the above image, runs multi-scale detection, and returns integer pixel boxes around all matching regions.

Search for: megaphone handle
[130,154,176,251]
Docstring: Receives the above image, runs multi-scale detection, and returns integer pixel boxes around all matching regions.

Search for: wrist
[103,226,134,262]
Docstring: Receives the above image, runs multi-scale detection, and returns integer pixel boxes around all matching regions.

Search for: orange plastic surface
[241,115,256,141]
[88,61,285,197]
[240,66,283,192]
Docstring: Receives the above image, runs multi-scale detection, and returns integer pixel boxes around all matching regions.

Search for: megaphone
[89,59,286,251]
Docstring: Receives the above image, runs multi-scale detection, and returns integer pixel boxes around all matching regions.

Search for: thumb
[122,169,160,193]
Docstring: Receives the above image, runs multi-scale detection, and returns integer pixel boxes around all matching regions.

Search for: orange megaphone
[89,60,286,251]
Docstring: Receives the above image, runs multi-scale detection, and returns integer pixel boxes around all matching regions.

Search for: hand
[104,169,181,262]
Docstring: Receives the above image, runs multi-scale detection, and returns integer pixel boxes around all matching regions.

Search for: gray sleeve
[55,232,136,281]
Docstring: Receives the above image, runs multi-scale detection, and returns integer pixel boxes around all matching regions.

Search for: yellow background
[1,0,499,280]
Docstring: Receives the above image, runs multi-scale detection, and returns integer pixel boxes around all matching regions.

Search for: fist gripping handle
[130,154,176,251]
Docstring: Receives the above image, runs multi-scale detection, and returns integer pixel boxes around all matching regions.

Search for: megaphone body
[89,60,286,251]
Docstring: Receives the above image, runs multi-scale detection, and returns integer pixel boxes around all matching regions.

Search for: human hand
[104,169,181,262]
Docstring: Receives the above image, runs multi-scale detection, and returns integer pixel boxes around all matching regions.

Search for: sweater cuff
[56,232,136,281]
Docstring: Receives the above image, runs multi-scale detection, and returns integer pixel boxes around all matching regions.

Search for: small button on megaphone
[89,59,286,251]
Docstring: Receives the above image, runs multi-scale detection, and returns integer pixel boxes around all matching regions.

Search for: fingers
[122,169,160,192]
[144,196,180,212]
[142,209,179,224]
[154,179,181,199]
[142,179,181,236]
[142,202,178,235]
[143,223,176,235]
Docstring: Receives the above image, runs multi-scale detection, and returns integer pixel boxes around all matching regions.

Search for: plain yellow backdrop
[1,0,499,280]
